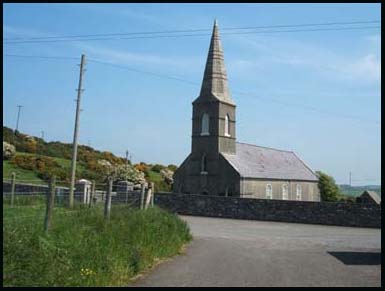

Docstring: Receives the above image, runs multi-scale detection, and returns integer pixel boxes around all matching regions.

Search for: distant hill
[3,126,127,166]
[338,184,381,197]
[3,126,174,191]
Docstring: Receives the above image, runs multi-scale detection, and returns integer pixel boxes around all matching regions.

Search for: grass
[3,152,88,186]
[146,170,163,182]
[3,160,45,184]
[3,200,192,287]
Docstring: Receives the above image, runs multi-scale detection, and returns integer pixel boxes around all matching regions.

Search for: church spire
[199,20,234,104]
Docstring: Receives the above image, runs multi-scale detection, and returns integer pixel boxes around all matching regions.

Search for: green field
[3,200,192,287]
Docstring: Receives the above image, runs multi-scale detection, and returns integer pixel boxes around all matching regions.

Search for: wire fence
[3,173,155,233]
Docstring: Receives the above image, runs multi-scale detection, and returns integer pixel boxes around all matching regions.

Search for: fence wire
[3,176,154,234]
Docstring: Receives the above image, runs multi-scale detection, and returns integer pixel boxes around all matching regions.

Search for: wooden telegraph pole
[69,54,86,208]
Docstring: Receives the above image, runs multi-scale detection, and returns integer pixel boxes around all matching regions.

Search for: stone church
[173,21,320,201]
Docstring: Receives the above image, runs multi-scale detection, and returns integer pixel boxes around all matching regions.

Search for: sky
[3,3,381,186]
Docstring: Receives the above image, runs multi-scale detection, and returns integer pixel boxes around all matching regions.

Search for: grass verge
[3,203,192,287]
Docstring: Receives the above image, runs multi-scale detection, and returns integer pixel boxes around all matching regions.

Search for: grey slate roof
[199,20,235,105]
[221,142,319,181]
[361,191,381,204]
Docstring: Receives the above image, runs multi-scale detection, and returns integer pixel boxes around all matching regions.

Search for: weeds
[3,204,192,287]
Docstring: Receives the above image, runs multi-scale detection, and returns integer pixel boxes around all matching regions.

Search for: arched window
[309,186,313,201]
[225,114,230,137]
[201,113,209,135]
[296,184,302,200]
[282,184,288,200]
[266,184,273,199]
[201,154,208,173]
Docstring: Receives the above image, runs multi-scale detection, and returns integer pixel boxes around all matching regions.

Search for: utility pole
[349,172,352,187]
[41,131,45,140]
[15,105,23,133]
[125,150,129,165]
[69,54,86,208]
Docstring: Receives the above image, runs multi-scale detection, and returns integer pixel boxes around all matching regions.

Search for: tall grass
[3,203,192,287]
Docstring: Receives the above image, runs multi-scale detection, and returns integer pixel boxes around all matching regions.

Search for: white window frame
[201,113,210,136]
[201,154,208,174]
[224,114,231,137]
[296,184,302,200]
[308,186,312,201]
[266,184,273,199]
[282,184,288,200]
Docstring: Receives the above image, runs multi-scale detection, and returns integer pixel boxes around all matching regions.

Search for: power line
[88,58,198,85]
[87,59,381,126]
[3,25,380,44]
[3,54,79,60]
[3,55,380,126]
[3,20,380,41]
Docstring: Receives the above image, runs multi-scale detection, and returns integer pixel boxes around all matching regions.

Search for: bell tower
[191,19,236,166]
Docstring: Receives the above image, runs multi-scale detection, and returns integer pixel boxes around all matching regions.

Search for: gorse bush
[3,205,192,287]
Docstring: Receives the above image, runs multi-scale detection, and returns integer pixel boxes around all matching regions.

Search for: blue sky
[3,3,381,185]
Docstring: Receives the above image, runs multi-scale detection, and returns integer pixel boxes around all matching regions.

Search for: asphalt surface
[133,216,381,287]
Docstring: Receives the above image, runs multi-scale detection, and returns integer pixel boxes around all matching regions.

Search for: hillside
[338,184,381,197]
[3,126,176,191]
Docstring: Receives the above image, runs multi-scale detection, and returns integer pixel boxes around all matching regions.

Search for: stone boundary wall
[3,181,69,196]
[153,192,381,228]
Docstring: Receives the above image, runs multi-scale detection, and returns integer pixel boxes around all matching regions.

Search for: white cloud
[226,34,381,84]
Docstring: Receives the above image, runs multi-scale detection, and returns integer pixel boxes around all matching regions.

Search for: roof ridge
[290,151,318,179]
[236,142,293,153]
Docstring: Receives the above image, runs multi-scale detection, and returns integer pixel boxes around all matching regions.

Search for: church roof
[360,190,381,204]
[198,20,235,105]
[221,142,319,181]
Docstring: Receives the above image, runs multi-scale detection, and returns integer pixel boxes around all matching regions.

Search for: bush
[3,142,16,160]
[154,180,172,192]
[316,171,342,202]
[11,155,65,181]
[151,164,165,173]
[167,164,178,172]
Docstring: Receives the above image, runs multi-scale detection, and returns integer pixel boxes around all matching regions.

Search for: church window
[282,184,288,200]
[225,114,231,137]
[309,186,313,201]
[296,184,302,200]
[201,113,210,135]
[266,184,273,199]
[201,154,208,174]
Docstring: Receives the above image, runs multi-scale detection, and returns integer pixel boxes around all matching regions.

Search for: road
[133,216,381,287]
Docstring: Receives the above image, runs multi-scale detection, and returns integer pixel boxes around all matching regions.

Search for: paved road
[134,216,381,287]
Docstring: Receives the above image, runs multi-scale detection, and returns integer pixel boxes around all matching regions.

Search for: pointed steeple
[199,20,234,105]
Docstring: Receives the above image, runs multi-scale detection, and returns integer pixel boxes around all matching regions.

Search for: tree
[316,171,341,202]
[167,164,178,172]
[151,164,165,173]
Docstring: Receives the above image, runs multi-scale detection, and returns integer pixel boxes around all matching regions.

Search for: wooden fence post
[145,183,152,210]
[104,177,112,221]
[89,180,95,208]
[151,182,155,207]
[140,183,146,210]
[10,172,16,207]
[44,176,56,233]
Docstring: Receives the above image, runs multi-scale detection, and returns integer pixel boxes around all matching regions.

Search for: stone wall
[3,181,69,196]
[153,192,381,228]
